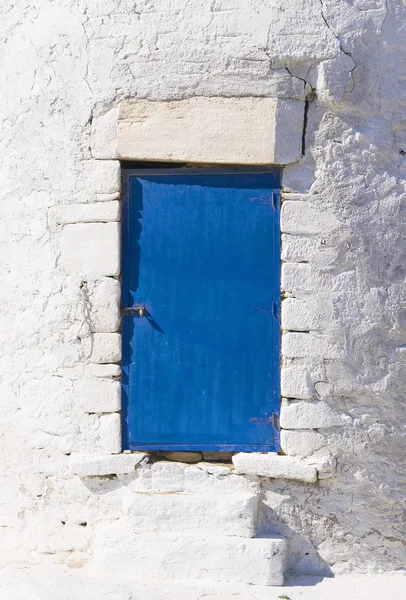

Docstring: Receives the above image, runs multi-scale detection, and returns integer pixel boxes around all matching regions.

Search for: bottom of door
[128,442,279,452]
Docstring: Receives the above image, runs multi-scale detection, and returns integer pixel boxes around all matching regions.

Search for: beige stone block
[117,97,304,165]
[162,451,202,464]
[202,451,235,462]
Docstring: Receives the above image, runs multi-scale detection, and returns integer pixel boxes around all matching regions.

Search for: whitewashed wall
[0,0,405,576]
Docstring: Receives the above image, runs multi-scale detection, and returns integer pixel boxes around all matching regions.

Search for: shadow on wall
[257,482,334,578]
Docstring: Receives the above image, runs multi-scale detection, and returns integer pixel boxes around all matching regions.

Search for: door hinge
[272,412,280,429]
[272,302,280,319]
[272,191,280,209]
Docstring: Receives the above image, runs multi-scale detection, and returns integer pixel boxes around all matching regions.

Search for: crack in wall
[381,0,389,34]
[302,88,316,156]
[284,66,317,156]
[319,0,357,86]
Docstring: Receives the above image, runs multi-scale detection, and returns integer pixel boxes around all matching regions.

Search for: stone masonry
[0,0,405,581]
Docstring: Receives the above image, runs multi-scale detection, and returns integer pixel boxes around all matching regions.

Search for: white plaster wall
[0,0,405,576]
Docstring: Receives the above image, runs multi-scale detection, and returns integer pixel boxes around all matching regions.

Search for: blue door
[122,168,280,452]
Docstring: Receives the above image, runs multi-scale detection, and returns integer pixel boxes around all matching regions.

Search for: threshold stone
[232,452,317,483]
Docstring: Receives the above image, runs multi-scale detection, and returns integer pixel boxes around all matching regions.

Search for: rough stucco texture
[0,0,405,577]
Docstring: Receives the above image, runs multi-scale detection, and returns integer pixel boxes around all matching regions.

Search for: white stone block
[281,365,314,399]
[98,413,122,454]
[151,462,185,493]
[52,202,120,224]
[268,2,339,61]
[282,297,333,331]
[71,453,147,476]
[184,465,261,495]
[92,525,286,586]
[274,99,304,164]
[282,162,316,194]
[85,364,121,378]
[96,192,120,202]
[232,453,317,483]
[90,333,121,363]
[76,378,121,413]
[317,53,356,103]
[281,193,312,202]
[117,97,304,165]
[88,160,121,195]
[281,201,342,235]
[88,277,121,333]
[281,263,314,294]
[123,492,258,538]
[148,462,259,495]
[77,413,122,454]
[60,222,120,276]
[280,400,351,429]
[306,456,337,479]
[280,429,326,458]
[282,332,340,359]
[197,462,232,475]
[91,108,119,159]
[30,512,91,554]
[281,234,319,262]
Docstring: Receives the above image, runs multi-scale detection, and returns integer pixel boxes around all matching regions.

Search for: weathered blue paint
[122,168,280,452]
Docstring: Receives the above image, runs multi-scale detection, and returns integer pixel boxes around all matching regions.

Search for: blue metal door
[122,168,280,452]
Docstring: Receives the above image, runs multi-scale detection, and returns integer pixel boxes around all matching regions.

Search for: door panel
[122,169,280,451]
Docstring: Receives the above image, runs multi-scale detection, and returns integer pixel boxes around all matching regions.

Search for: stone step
[92,524,286,586]
[122,491,258,537]
[144,461,260,495]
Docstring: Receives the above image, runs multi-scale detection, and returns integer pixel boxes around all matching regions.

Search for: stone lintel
[91,98,304,165]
